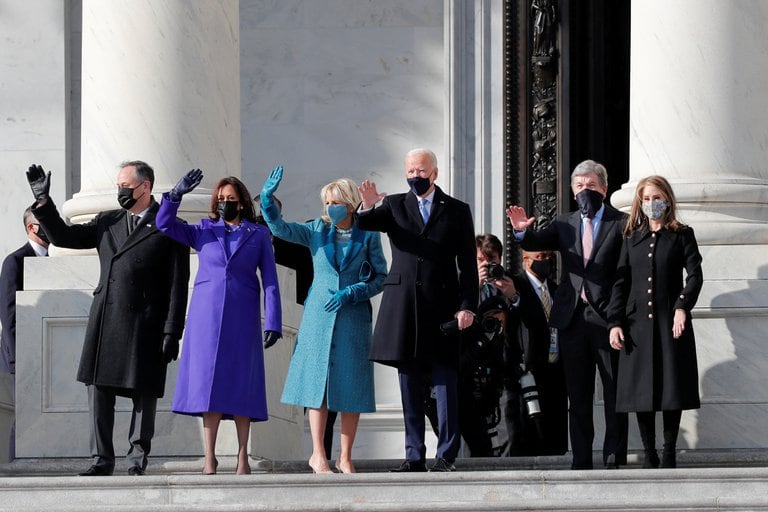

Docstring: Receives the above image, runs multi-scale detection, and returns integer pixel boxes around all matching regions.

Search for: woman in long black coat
[607,175,703,469]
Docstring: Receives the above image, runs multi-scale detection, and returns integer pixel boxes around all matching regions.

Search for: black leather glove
[263,330,282,349]
[169,168,203,202]
[26,164,51,202]
[161,334,179,363]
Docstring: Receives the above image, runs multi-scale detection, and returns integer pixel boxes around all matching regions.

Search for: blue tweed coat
[264,210,387,412]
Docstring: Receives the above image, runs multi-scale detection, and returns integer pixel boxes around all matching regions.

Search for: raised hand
[263,330,282,349]
[358,179,386,209]
[169,168,203,202]
[505,205,536,232]
[26,164,51,202]
[261,165,283,200]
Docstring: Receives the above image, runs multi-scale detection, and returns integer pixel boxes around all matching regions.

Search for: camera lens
[486,263,505,280]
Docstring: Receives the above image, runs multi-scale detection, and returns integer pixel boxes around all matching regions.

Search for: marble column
[611,0,768,449]
[64,0,241,223]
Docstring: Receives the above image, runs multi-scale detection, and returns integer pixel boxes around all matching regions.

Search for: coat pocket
[383,273,401,285]
[359,261,373,282]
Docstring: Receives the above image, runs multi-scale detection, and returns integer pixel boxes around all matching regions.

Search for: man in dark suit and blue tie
[357,148,478,472]
[506,159,628,469]
[0,207,49,461]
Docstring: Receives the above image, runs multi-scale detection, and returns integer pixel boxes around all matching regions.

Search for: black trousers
[87,385,157,471]
[559,302,628,469]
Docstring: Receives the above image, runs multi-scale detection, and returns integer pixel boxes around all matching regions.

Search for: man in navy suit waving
[357,148,478,472]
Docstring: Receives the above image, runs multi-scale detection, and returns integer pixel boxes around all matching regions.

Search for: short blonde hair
[320,178,361,225]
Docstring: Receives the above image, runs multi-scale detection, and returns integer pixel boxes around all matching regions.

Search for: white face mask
[642,199,668,220]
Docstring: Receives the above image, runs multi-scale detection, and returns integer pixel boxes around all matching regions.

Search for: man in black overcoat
[357,148,478,472]
[0,207,49,461]
[506,159,628,469]
[26,161,190,476]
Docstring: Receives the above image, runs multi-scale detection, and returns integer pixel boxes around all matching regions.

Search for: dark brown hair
[475,233,503,259]
[209,176,257,223]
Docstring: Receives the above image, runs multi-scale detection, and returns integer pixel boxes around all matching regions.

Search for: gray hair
[23,206,35,230]
[405,148,438,168]
[571,159,608,188]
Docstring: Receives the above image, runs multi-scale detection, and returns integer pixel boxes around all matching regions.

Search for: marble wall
[0,0,68,257]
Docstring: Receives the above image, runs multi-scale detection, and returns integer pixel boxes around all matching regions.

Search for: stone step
[1,466,768,511]
[2,452,768,511]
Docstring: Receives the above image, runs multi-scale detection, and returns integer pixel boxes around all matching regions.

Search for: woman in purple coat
[156,170,282,475]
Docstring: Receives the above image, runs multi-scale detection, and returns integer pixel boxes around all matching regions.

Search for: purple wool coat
[156,194,282,421]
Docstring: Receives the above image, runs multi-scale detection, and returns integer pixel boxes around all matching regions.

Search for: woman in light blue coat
[260,166,387,474]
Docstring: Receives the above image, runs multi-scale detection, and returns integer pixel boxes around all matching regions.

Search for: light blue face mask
[327,204,349,225]
[642,199,668,220]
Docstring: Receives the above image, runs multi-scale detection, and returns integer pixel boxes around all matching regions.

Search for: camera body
[485,262,506,280]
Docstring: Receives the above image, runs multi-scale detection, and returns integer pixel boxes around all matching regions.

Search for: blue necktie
[419,199,430,224]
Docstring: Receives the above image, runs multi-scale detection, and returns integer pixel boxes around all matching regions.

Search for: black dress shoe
[604,454,620,469]
[429,457,455,472]
[127,466,145,476]
[389,460,427,472]
[78,465,113,476]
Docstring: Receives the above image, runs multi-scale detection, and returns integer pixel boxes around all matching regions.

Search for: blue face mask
[327,204,349,225]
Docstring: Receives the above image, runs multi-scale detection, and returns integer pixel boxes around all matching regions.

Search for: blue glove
[263,330,282,349]
[169,169,203,202]
[323,288,353,313]
[260,165,283,209]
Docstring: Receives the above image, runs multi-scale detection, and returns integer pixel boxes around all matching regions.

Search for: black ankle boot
[644,449,660,469]
[660,410,681,468]
[660,449,676,468]
[636,412,659,468]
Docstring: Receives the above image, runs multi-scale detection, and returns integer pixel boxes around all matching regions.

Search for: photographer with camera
[452,235,551,456]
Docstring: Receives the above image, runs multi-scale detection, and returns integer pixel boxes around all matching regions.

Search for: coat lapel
[570,212,584,260]
[227,221,259,261]
[114,201,159,255]
[405,192,424,230]
[321,223,339,271]
[109,212,130,250]
[338,226,364,271]
[423,186,448,231]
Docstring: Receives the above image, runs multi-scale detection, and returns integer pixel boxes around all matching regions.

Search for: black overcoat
[357,186,478,369]
[32,198,190,397]
[607,226,703,412]
[520,204,628,329]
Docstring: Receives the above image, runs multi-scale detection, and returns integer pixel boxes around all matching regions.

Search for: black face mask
[34,225,49,244]
[217,201,240,222]
[407,176,432,196]
[575,188,604,218]
[117,184,147,210]
[530,259,552,280]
